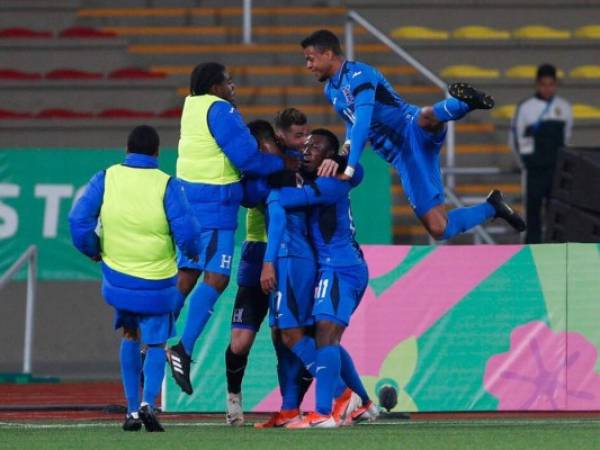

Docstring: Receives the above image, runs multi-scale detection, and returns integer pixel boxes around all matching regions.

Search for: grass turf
[1,419,599,450]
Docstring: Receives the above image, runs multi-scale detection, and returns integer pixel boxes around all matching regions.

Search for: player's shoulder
[345,60,377,85]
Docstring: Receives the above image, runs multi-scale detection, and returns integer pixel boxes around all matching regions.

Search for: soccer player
[224,120,287,426]
[274,107,310,152]
[262,129,377,428]
[168,62,300,395]
[300,30,526,241]
[69,125,201,432]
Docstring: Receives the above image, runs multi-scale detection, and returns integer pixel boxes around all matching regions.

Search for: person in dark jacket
[69,125,200,432]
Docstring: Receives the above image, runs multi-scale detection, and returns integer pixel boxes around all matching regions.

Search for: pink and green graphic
[164,243,600,412]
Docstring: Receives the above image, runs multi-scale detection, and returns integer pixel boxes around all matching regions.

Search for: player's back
[307,177,364,268]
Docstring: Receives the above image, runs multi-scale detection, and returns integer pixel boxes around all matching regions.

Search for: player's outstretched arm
[68,170,104,260]
[164,178,201,261]
[261,193,287,293]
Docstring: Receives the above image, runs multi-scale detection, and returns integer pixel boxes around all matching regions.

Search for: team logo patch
[220,254,232,269]
[342,85,354,105]
[232,308,244,323]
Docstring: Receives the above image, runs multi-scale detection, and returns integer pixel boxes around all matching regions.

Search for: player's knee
[122,327,139,341]
[418,107,443,132]
[177,269,200,295]
[204,271,229,293]
[229,338,251,355]
[280,329,303,349]
[427,221,447,240]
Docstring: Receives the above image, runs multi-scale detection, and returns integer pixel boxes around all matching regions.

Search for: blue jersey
[265,169,365,268]
[325,60,419,168]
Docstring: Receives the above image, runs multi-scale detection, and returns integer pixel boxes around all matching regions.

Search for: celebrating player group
[71,29,525,432]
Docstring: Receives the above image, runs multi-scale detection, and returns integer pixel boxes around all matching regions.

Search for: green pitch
[1,419,599,450]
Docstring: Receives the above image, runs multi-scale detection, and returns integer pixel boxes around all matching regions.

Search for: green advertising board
[0,148,390,279]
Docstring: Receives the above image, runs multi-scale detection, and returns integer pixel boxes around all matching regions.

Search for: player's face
[278,124,309,151]
[304,46,335,82]
[536,76,557,101]
[302,134,330,173]
[212,71,236,103]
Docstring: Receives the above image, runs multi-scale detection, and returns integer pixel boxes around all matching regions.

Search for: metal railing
[0,245,37,374]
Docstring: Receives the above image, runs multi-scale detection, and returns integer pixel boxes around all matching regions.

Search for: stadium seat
[108,67,167,79]
[58,27,117,38]
[0,27,52,38]
[159,107,183,118]
[0,69,42,80]
[491,104,516,120]
[440,65,500,78]
[452,26,510,39]
[36,109,95,119]
[390,26,448,40]
[0,109,34,119]
[570,65,600,79]
[574,25,600,39]
[98,109,156,118]
[44,69,103,80]
[505,65,565,79]
[572,104,600,119]
[512,25,571,39]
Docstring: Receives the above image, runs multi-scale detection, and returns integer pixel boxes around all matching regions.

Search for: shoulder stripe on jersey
[352,82,374,97]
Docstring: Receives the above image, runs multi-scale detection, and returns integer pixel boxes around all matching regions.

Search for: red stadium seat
[36,109,95,119]
[0,109,34,119]
[158,107,182,118]
[0,27,52,38]
[98,109,156,118]
[58,27,117,38]
[108,67,167,79]
[45,69,103,80]
[0,69,42,80]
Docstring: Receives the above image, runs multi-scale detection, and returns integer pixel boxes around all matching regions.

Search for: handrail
[242,0,252,44]
[344,10,457,188]
[0,245,37,373]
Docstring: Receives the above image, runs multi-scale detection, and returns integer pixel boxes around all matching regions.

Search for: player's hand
[260,262,277,294]
[317,158,339,177]
[337,173,351,181]
[282,155,301,172]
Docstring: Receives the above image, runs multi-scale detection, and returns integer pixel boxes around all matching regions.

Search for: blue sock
[173,290,186,321]
[440,202,495,240]
[432,97,471,122]
[120,339,142,414]
[276,343,302,411]
[291,337,347,396]
[142,345,165,408]
[339,346,370,404]
[315,345,341,416]
[180,283,221,355]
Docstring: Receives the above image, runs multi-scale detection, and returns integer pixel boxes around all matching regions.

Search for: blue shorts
[236,241,266,288]
[391,114,447,217]
[113,310,175,345]
[269,256,316,330]
[313,263,369,327]
[177,228,235,276]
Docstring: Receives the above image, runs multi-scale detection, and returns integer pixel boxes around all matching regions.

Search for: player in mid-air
[300,30,526,241]
[262,129,377,428]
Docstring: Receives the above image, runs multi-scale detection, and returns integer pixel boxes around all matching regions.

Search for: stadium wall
[164,243,600,413]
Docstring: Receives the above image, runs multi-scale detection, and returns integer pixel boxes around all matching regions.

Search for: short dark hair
[274,108,307,131]
[311,128,339,156]
[190,62,226,95]
[247,119,277,143]
[536,63,557,80]
[127,125,159,156]
[300,29,342,56]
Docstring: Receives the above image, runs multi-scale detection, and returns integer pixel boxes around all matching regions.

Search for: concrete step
[0,1,79,31]
[0,39,131,72]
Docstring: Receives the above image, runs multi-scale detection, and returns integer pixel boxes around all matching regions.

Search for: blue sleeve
[68,170,104,258]
[349,163,364,188]
[270,177,350,209]
[241,176,270,208]
[347,65,376,168]
[264,193,286,263]
[164,178,201,260]
[208,102,284,176]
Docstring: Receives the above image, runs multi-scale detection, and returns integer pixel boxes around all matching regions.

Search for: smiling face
[302,133,333,174]
[303,46,339,83]
[210,70,236,103]
[277,123,310,151]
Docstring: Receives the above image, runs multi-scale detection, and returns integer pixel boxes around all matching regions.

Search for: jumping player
[300,30,526,241]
